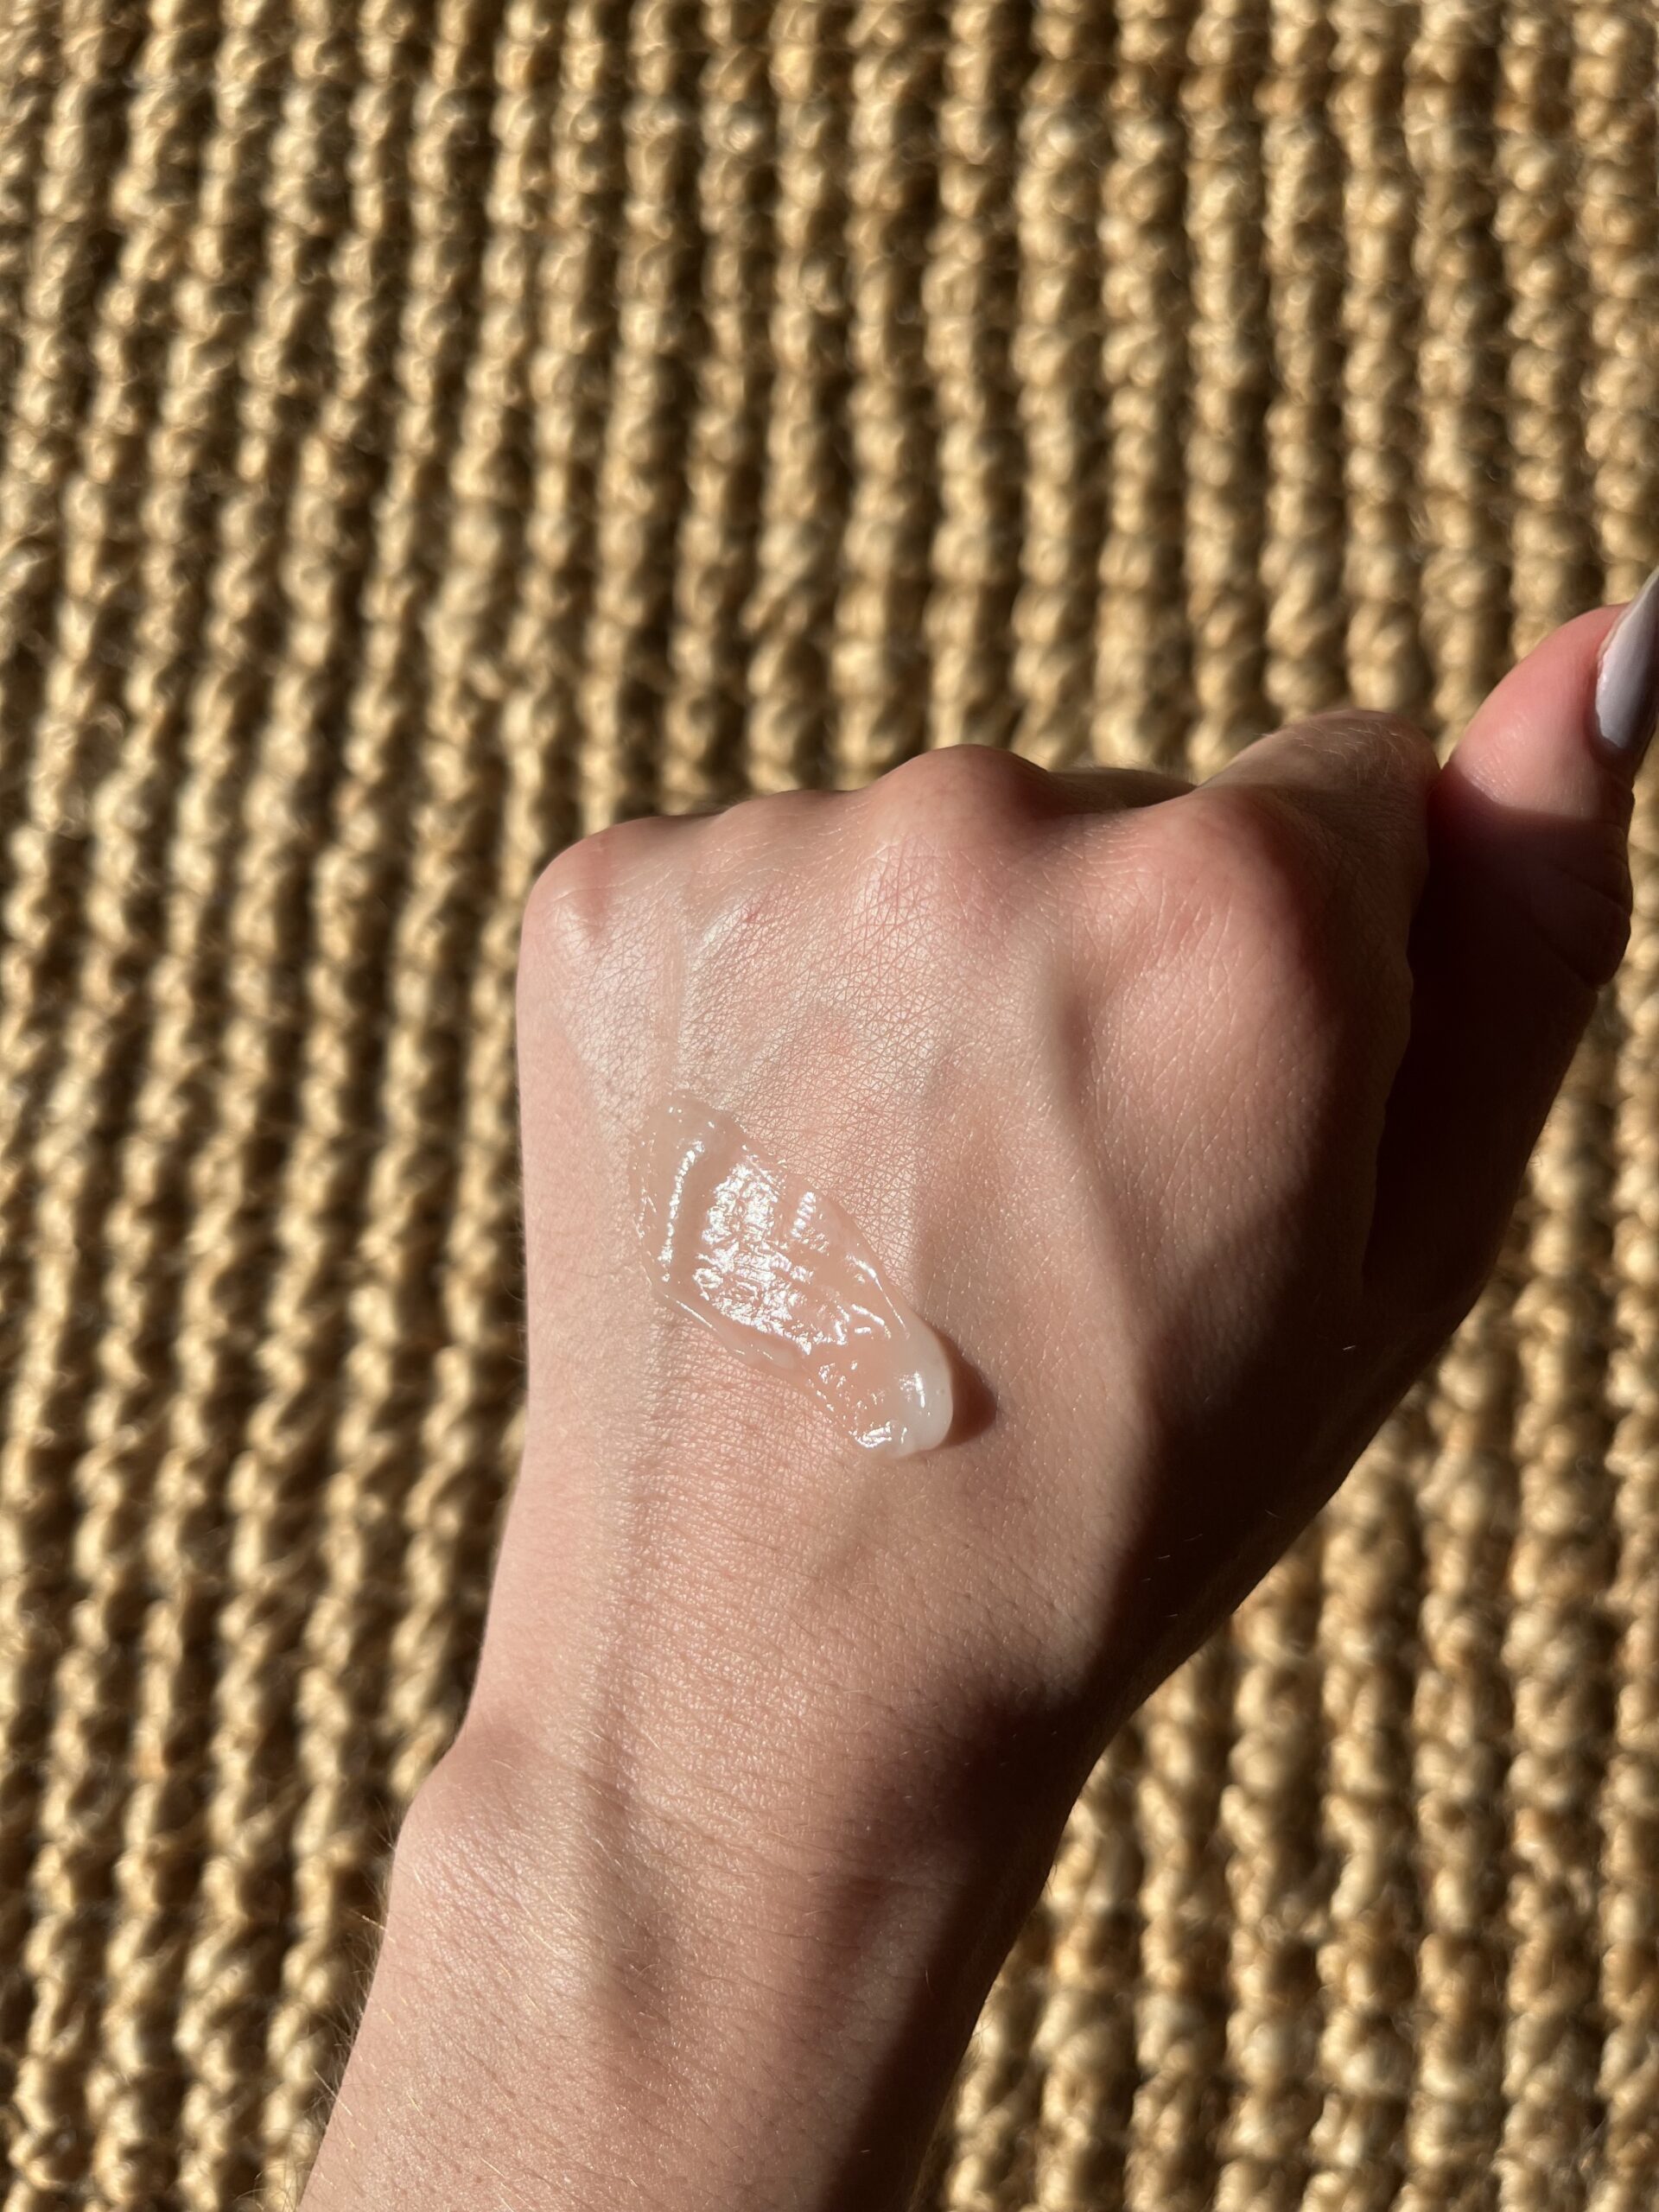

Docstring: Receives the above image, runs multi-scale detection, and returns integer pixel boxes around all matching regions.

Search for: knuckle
[869,742,1055,837]
[681,791,842,948]
[690,785,827,875]
[849,748,1055,937]
[1173,784,1345,1007]
[819,747,1052,952]
[519,820,666,969]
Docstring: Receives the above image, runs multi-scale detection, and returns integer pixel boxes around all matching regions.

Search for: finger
[1362,579,1656,1342]
[1195,707,1440,957]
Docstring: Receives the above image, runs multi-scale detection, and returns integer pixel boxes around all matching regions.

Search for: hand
[302,597,1648,2212]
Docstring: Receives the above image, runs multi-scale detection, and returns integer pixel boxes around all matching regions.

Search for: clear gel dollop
[632,1095,954,1458]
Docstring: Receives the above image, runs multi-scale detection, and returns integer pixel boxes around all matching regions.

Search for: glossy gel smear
[632,1096,953,1458]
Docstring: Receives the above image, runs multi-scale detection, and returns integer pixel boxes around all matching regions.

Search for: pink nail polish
[1594,566,1659,767]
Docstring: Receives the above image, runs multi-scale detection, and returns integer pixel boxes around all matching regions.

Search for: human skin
[302,601,1646,2212]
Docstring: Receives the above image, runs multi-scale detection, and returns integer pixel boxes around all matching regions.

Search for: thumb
[1361,574,1657,1340]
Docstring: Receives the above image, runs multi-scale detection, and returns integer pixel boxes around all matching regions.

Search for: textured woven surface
[1,2,1656,2206]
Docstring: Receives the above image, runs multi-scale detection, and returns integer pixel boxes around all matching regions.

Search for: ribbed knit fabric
[0,5,1656,2206]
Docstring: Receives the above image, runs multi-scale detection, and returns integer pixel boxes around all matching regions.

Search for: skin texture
[302,604,1642,2212]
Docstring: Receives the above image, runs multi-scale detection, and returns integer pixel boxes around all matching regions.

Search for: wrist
[300,1398,1124,2211]
[304,1712,1065,2212]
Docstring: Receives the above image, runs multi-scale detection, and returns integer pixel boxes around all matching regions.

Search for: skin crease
[302,603,1643,2212]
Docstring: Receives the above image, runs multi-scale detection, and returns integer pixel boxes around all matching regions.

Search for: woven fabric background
[0,2,1656,2206]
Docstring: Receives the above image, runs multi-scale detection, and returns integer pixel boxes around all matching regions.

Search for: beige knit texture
[1,3,1656,2205]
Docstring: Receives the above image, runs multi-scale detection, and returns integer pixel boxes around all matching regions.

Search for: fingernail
[1594,565,1659,768]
